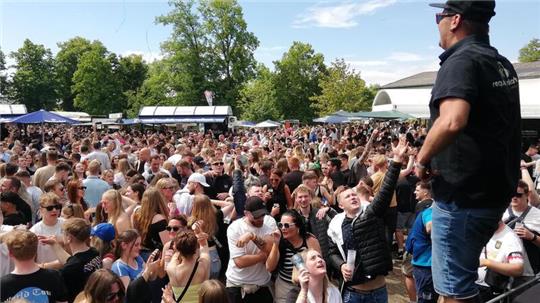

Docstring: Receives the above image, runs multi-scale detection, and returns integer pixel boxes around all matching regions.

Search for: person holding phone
[288,249,342,303]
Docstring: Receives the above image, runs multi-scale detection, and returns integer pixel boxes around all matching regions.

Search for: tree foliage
[9,39,58,111]
[273,42,326,122]
[519,38,540,63]
[0,48,8,98]
[55,37,106,111]
[311,59,375,116]
[72,50,123,115]
[238,64,281,121]
[157,0,258,110]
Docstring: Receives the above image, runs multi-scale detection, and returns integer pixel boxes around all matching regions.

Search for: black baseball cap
[430,0,496,23]
[245,196,267,218]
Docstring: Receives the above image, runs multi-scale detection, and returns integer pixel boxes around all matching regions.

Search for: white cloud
[346,60,388,67]
[121,50,163,63]
[386,52,423,62]
[293,0,397,28]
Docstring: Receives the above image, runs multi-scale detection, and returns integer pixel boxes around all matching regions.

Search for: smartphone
[291,254,306,271]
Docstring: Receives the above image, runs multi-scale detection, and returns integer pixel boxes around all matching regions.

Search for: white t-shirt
[0,225,14,276]
[502,206,540,233]
[174,191,194,216]
[476,225,533,286]
[30,218,65,263]
[307,285,342,303]
[226,215,277,286]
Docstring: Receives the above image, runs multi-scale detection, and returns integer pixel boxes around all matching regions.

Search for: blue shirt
[409,207,432,267]
[111,256,144,281]
[83,176,111,208]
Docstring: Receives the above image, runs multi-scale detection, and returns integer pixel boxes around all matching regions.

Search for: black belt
[346,285,385,295]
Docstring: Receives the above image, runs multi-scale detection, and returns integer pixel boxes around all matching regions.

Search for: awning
[138,117,226,124]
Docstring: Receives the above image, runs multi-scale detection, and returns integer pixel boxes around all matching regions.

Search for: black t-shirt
[283,170,304,193]
[429,35,521,208]
[1,268,69,302]
[330,171,347,190]
[396,174,419,213]
[60,247,102,302]
[204,174,233,199]
[3,212,26,226]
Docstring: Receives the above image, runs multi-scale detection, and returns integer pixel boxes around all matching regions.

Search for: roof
[382,60,540,89]
[139,106,232,117]
[0,104,27,116]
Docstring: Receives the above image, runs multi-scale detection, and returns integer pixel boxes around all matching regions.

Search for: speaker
[227,116,237,124]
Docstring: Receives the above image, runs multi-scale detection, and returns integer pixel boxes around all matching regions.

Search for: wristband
[533,234,538,242]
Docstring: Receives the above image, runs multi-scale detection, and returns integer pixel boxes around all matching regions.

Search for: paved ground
[387,259,410,303]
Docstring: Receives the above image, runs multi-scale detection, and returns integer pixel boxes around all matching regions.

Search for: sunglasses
[514,193,525,198]
[436,13,455,24]
[278,222,296,229]
[78,186,87,190]
[166,226,181,232]
[163,186,176,190]
[212,162,224,166]
[42,204,62,211]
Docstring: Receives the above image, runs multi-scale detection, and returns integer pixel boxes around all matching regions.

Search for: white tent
[253,120,281,128]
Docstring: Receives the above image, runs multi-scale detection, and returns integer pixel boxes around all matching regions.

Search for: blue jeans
[413,266,438,303]
[209,248,221,279]
[431,201,503,299]
[342,286,387,303]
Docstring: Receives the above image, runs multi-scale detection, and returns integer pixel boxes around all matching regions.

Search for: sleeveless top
[278,237,308,283]
[172,284,201,303]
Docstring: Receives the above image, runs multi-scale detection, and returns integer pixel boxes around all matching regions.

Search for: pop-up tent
[313,115,350,124]
[10,109,79,142]
[253,120,281,128]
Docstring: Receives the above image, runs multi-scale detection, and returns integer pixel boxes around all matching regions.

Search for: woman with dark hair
[78,269,125,303]
[267,210,321,303]
[66,179,88,211]
[165,225,211,303]
[266,169,293,220]
[111,229,144,289]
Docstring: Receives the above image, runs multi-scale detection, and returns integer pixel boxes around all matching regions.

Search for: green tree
[519,38,540,63]
[72,50,123,115]
[238,65,281,122]
[126,60,174,117]
[9,39,58,111]
[118,54,148,93]
[273,42,326,122]
[157,0,258,110]
[311,59,375,116]
[0,48,8,97]
[200,0,259,109]
[55,37,106,111]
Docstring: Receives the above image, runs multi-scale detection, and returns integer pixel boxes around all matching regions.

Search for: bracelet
[533,234,538,242]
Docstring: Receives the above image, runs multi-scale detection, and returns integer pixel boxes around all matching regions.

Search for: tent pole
[41,122,44,145]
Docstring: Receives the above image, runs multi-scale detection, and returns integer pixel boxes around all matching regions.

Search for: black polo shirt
[429,35,521,209]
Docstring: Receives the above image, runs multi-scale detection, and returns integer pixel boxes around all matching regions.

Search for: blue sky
[1,0,539,85]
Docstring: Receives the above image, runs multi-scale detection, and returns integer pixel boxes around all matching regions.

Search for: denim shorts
[431,201,503,299]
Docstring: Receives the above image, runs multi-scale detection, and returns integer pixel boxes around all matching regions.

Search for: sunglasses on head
[166,226,181,232]
[435,12,456,24]
[278,222,296,229]
[42,204,62,211]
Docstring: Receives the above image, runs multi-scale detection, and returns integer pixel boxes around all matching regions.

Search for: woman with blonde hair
[288,249,341,303]
[100,189,131,235]
[61,202,85,220]
[114,158,131,188]
[188,194,227,279]
[132,187,169,260]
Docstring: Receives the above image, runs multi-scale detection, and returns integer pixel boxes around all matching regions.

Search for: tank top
[278,238,308,283]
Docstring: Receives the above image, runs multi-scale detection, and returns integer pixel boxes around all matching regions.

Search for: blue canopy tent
[313,115,350,124]
[10,109,79,143]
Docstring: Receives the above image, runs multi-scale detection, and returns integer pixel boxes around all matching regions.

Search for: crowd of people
[0,118,538,303]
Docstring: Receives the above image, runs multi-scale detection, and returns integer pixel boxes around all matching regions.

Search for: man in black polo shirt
[417,1,521,302]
